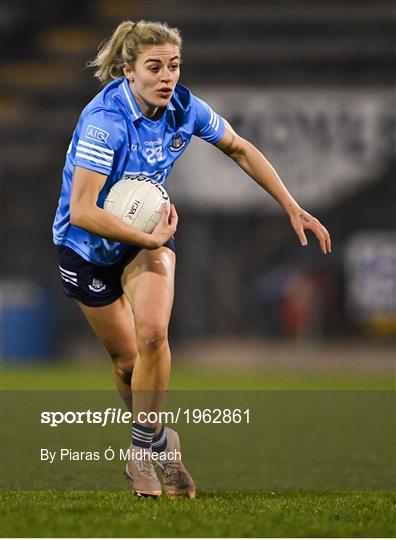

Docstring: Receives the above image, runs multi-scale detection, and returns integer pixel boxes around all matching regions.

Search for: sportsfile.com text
[40,408,251,427]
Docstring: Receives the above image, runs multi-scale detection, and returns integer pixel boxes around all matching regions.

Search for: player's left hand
[289,208,332,254]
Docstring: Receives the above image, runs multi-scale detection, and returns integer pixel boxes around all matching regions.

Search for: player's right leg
[78,296,137,412]
[78,300,163,497]
[57,245,138,411]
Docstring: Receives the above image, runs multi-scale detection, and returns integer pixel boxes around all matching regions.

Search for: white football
[104,176,170,233]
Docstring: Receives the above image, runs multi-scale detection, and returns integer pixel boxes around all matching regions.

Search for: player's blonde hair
[88,20,182,84]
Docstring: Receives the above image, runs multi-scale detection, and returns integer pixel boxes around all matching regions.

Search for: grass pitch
[1,360,395,537]
[1,490,394,537]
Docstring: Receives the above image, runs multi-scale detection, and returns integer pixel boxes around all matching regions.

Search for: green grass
[1,362,395,537]
[2,361,394,390]
[1,490,394,537]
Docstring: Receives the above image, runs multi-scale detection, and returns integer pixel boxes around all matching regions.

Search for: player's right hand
[149,204,178,249]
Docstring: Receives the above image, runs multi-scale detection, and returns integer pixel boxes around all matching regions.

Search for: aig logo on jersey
[169,133,186,152]
[88,278,106,293]
[86,124,109,144]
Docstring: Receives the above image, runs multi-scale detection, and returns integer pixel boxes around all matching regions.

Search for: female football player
[53,20,331,499]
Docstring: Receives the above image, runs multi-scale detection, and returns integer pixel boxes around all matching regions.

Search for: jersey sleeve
[192,95,225,144]
[74,108,127,176]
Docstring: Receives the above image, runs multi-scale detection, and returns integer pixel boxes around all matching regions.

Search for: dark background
[1,0,395,361]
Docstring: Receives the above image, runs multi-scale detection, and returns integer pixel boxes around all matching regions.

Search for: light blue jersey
[53,77,225,265]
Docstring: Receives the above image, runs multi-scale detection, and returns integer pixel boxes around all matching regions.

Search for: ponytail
[88,20,182,84]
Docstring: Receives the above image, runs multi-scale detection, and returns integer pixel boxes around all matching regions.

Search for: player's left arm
[215,120,332,254]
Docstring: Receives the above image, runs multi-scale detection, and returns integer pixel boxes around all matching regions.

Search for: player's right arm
[70,166,177,249]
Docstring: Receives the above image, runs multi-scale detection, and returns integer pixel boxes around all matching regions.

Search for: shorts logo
[88,278,106,293]
[85,125,109,143]
[169,133,186,152]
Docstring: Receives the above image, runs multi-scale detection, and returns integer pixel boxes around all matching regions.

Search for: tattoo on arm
[288,204,310,223]
[300,212,310,223]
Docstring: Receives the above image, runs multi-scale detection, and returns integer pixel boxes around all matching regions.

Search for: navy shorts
[57,239,176,307]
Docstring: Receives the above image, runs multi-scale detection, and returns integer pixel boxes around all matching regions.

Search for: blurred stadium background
[1,0,395,375]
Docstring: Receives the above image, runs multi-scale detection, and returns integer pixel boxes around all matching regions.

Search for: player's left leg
[121,246,175,422]
[119,246,174,497]
[121,246,195,499]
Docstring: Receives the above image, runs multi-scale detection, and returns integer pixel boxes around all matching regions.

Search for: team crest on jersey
[88,278,106,293]
[169,133,186,152]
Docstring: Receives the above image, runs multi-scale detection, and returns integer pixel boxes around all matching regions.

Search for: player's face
[126,44,180,118]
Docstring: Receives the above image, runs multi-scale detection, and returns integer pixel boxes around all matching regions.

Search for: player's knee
[137,323,168,351]
[109,349,137,383]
